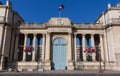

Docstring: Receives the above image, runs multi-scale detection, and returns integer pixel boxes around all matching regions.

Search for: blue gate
[52,38,67,70]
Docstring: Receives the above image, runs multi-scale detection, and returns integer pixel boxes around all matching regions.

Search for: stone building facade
[0,1,120,71]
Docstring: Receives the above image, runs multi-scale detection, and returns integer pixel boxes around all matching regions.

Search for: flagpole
[58,4,64,18]
[59,10,61,17]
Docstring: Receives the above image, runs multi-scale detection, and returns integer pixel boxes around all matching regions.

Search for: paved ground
[0,70,120,76]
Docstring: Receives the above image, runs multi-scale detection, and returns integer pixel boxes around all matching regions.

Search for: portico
[14,18,105,71]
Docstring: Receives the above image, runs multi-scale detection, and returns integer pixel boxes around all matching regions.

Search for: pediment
[46,17,72,26]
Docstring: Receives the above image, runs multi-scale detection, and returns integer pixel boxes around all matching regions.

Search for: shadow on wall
[51,62,55,70]
[0,47,1,60]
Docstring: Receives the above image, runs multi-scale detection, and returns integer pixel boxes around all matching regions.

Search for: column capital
[4,26,8,29]
[99,34,104,38]
[33,34,37,37]
[46,32,50,36]
[42,33,46,36]
[91,34,95,36]
[33,33,37,35]
[74,34,77,38]
[99,34,103,36]
[1,24,4,27]
[68,32,72,34]
[47,32,51,34]
[74,33,77,36]
[82,34,86,36]
[24,33,28,36]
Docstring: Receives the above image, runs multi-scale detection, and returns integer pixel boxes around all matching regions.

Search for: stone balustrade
[74,23,103,28]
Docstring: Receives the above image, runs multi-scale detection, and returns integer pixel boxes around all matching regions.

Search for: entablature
[47,27,72,33]
[74,23,103,30]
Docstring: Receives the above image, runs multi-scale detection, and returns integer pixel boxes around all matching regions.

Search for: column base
[83,53,87,61]
[22,60,26,62]
[92,53,96,61]
[0,60,4,71]
[17,61,38,71]
[0,66,2,70]
[67,60,74,70]
[44,60,51,70]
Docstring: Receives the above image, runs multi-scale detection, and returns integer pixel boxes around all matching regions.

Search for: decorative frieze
[48,28,72,33]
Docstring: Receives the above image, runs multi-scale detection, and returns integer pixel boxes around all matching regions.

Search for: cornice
[104,23,120,29]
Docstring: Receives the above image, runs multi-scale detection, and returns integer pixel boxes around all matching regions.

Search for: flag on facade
[59,4,64,11]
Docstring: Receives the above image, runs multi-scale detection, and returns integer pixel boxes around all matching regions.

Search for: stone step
[0,70,120,76]
[1,73,120,76]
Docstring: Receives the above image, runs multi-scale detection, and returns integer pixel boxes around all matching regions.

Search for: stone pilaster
[42,34,45,61]
[74,34,77,61]
[45,33,50,61]
[68,33,72,61]
[91,34,96,61]
[14,34,19,61]
[100,34,104,61]
[44,33,51,70]
[82,34,86,61]
[0,25,4,54]
[32,34,36,61]
[22,34,28,61]
[0,26,7,70]
[104,30,109,61]
[67,32,74,70]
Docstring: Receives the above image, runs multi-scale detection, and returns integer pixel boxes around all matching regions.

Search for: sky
[1,0,120,23]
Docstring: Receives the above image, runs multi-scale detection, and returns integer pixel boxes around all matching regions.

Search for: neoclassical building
[0,1,120,71]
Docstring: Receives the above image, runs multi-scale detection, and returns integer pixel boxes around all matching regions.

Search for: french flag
[59,4,64,11]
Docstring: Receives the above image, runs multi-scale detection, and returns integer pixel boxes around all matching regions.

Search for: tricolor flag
[59,4,64,11]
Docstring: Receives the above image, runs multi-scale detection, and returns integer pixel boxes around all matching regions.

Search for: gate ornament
[84,47,95,53]
[23,46,34,55]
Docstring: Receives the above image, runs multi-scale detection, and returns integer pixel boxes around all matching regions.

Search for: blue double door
[52,38,67,70]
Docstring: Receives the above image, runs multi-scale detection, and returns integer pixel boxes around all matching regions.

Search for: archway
[52,38,67,70]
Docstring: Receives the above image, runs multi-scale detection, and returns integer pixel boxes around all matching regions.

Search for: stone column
[45,33,50,61]
[68,33,72,60]
[100,34,104,61]
[42,34,45,61]
[44,33,51,70]
[22,34,28,61]
[32,34,36,61]
[14,34,19,61]
[104,30,109,61]
[0,25,4,54]
[82,34,86,61]
[74,34,77,61]
[0,26,7,70]
[91,34,96,61]
[67,32,74,70]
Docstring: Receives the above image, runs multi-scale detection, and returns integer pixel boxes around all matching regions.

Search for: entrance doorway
[52,38,67,70]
